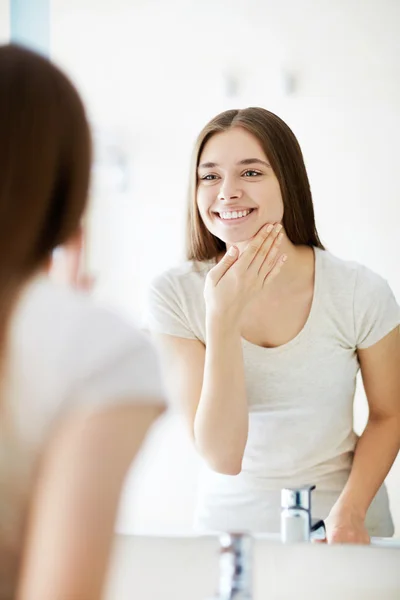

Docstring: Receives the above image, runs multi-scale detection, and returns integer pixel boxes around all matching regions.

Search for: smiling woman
[187,108,324,262]
[145,106,400,544]
[197,129,285,243]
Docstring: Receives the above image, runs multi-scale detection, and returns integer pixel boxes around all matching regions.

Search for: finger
[262,253,287,286]
[236,223,275,271]
[251,227,284,276]
[207,245,238,285]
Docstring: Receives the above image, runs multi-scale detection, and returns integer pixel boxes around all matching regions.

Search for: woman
[0,45,164,599]
[146,107,400,543]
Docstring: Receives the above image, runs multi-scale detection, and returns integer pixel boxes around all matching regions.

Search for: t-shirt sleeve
[69,308,166,411]
[354,265,400,349]
[143,273,198,340]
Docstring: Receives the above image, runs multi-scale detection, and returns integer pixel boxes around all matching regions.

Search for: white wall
[0,0,10,42]
[50,0,400,534]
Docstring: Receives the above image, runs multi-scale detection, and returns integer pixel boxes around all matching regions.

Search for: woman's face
[197,127,284,245]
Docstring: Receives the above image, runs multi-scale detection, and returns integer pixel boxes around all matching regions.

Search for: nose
[217,177,242,202]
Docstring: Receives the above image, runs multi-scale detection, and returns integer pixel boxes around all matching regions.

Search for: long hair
[0,43,92,384]
[0,45,92,581]
[186,107,324,261]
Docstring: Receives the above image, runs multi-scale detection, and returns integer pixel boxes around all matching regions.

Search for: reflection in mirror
[49,0,400,542]
[146,105,399,544]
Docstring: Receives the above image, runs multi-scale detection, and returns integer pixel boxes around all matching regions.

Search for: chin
[213,228,259,246]
[225,234,252,245]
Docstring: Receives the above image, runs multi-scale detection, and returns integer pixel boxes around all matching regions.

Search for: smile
[214,208,255,222]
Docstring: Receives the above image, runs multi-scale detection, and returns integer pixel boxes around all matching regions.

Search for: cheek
[258,181,283,209]
[274,191,285,217]
[196,188,213,216]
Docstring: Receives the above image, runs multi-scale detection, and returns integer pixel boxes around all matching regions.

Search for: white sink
[105,533,400,600]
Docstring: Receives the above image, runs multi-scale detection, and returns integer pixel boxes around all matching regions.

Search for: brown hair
[186,107,324,261]
[0,44,92,581]
[0,43,91,391]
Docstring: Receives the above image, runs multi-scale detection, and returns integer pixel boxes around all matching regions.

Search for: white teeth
[219,209,251,220]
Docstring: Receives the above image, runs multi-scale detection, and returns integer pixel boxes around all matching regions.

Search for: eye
[200,174,219,181]
[243,169,261,177]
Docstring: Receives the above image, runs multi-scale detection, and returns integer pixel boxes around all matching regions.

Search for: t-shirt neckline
[241,245,322,354]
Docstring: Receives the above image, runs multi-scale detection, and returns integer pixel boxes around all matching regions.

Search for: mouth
[213,208,256,224]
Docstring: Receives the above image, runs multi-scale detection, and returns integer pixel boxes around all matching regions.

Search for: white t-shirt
[0,275,165,598]
[146,247,400,535]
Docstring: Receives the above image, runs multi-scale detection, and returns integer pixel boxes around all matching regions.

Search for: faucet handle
[311,518,326,541]
[281,484,316,511]
[281,485,326,543]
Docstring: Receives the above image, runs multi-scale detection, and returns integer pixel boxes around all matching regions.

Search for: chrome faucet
[210,532,253,599]
[209,485,325,598]
[281,484,326,543]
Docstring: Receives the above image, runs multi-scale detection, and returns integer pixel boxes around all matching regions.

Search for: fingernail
[265,224,274,233]
[275,223,283,233]
[282,254,287,262]
[277,232,284,242]
[228,246,237,256]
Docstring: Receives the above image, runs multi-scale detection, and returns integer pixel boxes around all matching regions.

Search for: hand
[48,227,96,293]
[322,506,370,545]
[204,223,287,322]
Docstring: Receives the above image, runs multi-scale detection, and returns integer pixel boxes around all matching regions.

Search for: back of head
[186,107,324,261]
[0,46,91,581]
[0,44,91,285]
[0,43,91,368]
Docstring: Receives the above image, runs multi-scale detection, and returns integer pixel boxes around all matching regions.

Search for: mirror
[45,0,399,540]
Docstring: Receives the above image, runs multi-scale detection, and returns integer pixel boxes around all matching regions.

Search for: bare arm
[17,400,163,600]
[327,326,400,542]
[153,322,247,475]
[153,223,286,475]
[336,326,400,514]
[195,318,248,474]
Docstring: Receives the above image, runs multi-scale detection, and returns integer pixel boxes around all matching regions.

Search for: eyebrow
[198,158,271,169]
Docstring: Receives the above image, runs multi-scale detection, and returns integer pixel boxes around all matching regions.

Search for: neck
[228,230,314,289]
